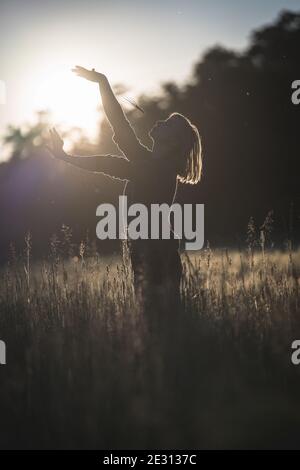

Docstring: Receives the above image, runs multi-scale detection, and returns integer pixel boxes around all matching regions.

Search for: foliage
[0,234,299,449]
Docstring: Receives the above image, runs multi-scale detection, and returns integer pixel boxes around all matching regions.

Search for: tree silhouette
[0,10,299,260]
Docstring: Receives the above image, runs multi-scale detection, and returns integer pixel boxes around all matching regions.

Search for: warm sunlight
[32,63,100,139]
[1,0,300,452]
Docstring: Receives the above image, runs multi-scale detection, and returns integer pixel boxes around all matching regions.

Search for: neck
[152,143,171,160]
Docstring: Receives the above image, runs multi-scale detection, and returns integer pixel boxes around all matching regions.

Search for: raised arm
[72,66,150,161]
[46,128,131,181]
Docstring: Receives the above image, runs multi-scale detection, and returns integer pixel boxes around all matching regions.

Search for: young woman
[47,66,202,310]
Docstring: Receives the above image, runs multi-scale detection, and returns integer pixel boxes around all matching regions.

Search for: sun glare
[32,64,100,140]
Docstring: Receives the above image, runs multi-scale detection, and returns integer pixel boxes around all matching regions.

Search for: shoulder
[132,154,176,179]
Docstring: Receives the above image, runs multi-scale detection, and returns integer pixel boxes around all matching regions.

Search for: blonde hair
[169,113,202,185]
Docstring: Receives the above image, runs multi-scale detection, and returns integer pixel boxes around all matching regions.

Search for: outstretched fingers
[71,65,102,82]
[47,128,63,155]
[72,65,89,77]
[52,127,61,140]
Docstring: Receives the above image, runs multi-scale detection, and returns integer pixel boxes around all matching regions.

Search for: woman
[47,66,202,310]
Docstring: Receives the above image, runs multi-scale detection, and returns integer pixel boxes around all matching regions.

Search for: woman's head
[150,112,202,184]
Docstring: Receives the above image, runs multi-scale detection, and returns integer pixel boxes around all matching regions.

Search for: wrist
[58,149,68,160]
[98,73,107,84]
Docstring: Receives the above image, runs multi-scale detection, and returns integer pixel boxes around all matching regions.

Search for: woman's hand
[46,128,65,160]
[72,65,105,83]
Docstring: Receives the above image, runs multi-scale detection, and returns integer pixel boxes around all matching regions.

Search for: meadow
[0,232,299,449]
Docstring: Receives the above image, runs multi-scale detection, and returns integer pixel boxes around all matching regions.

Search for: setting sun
[32,64,100,138]
[1,0,300,452]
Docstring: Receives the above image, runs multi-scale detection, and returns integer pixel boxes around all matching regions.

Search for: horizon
[0,0,299,153]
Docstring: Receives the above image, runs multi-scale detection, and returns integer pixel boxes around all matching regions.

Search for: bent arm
[98,75,126,129]
[72,66,150,160]
[60,152,132,181]
[98,76,150,160]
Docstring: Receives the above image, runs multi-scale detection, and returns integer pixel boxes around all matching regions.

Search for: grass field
[0,237,299,449]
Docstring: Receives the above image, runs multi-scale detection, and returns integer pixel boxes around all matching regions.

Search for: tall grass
[0,230,299,449]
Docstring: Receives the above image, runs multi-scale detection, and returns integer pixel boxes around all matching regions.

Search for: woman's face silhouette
[150,116,183,158]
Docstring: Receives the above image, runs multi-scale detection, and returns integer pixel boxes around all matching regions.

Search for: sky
[0,0,299,147]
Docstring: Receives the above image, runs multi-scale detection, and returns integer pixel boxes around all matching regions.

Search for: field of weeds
[0,235,299,449]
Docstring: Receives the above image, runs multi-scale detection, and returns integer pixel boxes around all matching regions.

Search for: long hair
[169,113,202,185]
